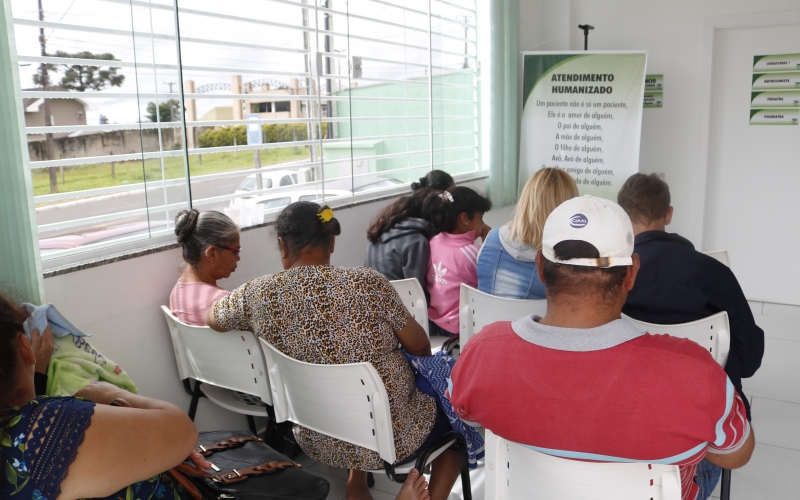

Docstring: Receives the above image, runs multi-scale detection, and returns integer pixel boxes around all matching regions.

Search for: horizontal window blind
[10,0,480,262]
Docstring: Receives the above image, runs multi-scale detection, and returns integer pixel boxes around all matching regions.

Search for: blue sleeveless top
[1,396,185,500]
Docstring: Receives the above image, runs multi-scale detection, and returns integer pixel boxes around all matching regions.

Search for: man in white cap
[449,195,754,500]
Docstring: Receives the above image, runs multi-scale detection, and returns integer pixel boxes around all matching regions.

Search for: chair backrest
[160,306,272,405]
[621,311,730,367]
[459,284,547,350]
[259,338,398,464]
[703,250,729,267]
[390,278,429,336]
[484,430,681,500]
[161,305,195,381]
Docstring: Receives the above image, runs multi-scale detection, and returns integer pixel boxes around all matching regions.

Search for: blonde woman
[476,168,578,299]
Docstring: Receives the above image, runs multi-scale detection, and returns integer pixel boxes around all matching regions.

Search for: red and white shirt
[427,230,482,334]
[169,281,229,326]
[449,316,750,500]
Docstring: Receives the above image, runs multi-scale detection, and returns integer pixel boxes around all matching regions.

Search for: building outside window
[7,0,482,265]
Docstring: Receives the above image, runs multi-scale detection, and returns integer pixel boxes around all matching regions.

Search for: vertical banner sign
[644,74,663,108]
[519,51,647,200]
[246,113,264,144]
[750,53,800,126]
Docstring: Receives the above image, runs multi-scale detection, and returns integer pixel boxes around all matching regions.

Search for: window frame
[11,0,482,269]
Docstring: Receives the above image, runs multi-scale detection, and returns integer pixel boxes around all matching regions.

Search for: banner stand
[518,50,648,200]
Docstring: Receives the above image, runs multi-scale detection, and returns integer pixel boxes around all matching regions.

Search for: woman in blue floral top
[0,294,205,500]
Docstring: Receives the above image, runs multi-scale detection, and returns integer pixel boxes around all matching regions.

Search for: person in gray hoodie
[364,188,449,290]
[476,168,578,299]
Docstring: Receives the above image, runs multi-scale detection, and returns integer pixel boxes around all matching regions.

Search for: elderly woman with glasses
[169,209,241,326]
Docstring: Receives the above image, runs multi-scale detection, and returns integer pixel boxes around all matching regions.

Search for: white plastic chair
[484,429,681,500]
[703,250,730,267]
[459,284,547,351]
[259,338,473,498]
[390,278,429,336]
[620,311,733,500]
[621,311,730,368]
[161,306,272,427]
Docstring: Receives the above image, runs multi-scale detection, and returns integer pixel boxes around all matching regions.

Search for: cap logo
[570,213,588,228]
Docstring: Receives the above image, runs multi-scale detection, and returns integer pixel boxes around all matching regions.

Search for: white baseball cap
[541,195,634,268]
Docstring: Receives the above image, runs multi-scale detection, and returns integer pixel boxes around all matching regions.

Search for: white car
[230,169,313,207]
[242,188,353,213]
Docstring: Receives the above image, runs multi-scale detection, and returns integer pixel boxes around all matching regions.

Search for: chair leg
[247,415,258,436]
[181,379,194,397]
[442,334,460,356]
[456,436,472,500]
[410,431,472,500]
[280,423,301,459]
[383,461,408,483]
[367,472,375,488]
[720,468,731,500]
[187,380,203,421]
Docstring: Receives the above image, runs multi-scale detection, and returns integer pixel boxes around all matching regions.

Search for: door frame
[693,9,800,247]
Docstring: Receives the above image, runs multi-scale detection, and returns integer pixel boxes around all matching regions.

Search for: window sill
[42,171,488,278]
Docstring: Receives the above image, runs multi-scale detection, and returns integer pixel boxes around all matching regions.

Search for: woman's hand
[75,381,129,405]
[187,451,213,471]
[31,325,54,374]
[480,223,492,241]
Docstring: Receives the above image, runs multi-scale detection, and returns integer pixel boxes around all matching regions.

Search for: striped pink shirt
[169,281,229,326]
[427,230,481,334]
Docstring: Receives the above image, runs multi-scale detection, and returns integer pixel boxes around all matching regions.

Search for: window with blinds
[10,0,480,262]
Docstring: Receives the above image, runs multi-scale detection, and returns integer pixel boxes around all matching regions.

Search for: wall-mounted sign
[644,74,663,108]
[752,53,800,72]
[750,54,800,126]
[750,90,800,108]
[749,109,799,125]
[751,72,800,90]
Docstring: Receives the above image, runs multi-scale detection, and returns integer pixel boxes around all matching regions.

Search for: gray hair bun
[175,209,200,244]
[174,209,239,265]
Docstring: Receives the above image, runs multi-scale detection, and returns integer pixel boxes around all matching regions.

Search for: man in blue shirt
[617,173,764,499]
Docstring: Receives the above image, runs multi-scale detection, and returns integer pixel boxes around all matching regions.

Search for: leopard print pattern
[214,265,437,470]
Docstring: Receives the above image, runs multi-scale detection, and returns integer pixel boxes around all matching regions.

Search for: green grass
[32,146,311,197]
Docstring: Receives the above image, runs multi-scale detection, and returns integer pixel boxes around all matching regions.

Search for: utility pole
[38,0,58,193]
[462,15,470,69]
[301,0,317,180]
[164,81,177,121]
[323,0,333,139]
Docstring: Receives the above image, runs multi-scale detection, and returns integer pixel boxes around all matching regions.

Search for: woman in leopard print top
[208,201,461,500]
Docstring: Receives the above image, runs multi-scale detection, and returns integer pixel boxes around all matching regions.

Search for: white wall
[519,0,800,240]
[519,0,571,52]
[42,178,510,431]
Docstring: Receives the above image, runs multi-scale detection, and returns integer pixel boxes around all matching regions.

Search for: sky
[11,0,479,125]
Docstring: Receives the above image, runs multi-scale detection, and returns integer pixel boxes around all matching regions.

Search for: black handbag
[170,430,330,500]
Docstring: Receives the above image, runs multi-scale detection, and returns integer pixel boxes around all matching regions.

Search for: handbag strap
[166,467,204,500]
[194,436,262,457]
[174,459,303,485]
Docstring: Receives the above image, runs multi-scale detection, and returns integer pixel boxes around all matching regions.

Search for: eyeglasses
[217,245,241,256]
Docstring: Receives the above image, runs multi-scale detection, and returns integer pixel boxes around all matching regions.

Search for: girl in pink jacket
[427,187,492,335]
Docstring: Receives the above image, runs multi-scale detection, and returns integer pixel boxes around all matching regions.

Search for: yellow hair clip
[317,208,335,223]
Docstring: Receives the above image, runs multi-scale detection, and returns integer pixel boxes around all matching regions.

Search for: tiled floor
[707,304,800,499]
[302,302,799,500]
